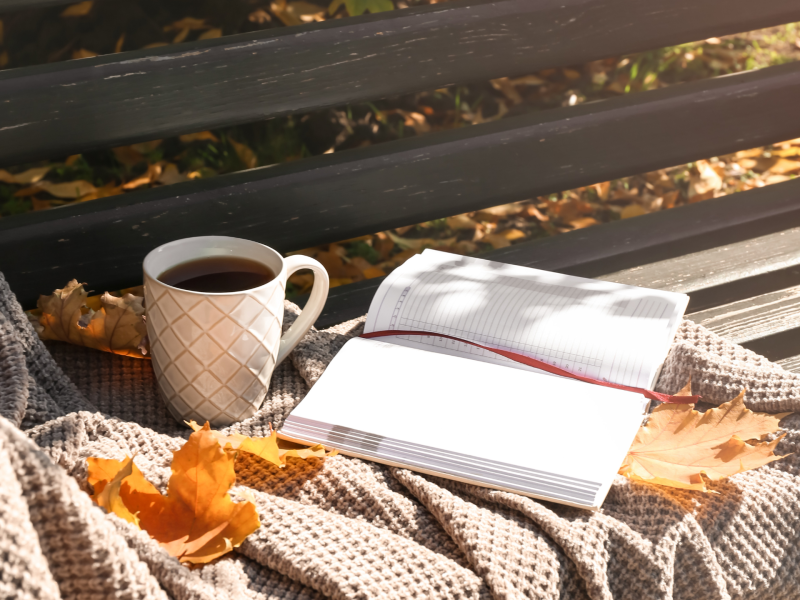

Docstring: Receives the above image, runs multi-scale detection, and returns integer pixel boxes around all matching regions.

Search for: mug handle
[276,255,330,366]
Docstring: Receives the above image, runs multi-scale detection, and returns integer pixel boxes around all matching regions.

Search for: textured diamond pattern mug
[143,236,329,427]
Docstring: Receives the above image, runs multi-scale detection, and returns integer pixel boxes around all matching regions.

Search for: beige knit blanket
[3,272,800,600]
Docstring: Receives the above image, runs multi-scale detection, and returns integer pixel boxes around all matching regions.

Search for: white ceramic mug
[143,236,329,427]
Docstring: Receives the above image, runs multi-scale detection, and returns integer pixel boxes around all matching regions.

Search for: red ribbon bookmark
[360,330,698,405]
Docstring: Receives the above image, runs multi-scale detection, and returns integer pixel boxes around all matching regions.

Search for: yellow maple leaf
[88,424,260,564]
[619,389,790,491]
[187,420,336,467]
[37,280,148,358]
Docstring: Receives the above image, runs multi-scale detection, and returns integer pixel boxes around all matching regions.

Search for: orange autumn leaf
[89,456,160,527]
[88,425,260,564]
[619,389,790,491]
[37,280,148,358]
[187,420,336,467]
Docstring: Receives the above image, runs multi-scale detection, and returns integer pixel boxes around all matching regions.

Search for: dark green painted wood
[2,0,800,163]
[3,61,800,308]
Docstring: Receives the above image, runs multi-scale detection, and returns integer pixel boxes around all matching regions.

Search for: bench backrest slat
[2,0,799,164]
[3,60,800,306]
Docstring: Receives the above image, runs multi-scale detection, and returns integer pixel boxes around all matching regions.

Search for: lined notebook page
[364,250,688,389]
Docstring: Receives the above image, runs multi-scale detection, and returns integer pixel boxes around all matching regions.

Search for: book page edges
[278,430,602,510]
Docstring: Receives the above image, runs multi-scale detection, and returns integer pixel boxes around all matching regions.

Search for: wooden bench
[2,0,800,370]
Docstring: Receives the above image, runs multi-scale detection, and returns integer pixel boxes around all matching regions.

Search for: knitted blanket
[2,271,800,600]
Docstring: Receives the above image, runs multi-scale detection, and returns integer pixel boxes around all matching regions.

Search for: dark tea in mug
[158,256,276,293]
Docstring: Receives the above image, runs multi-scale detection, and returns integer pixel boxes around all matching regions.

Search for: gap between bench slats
[3,62,800,307]
[1,0,800,163]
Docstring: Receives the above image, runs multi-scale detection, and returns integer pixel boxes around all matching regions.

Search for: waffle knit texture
[2,271,800,600]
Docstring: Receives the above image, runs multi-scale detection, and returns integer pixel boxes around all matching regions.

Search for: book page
[282,338,650,509]
[364,250,688,389]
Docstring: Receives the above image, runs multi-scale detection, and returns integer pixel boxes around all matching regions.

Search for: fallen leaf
[489,78,523,105]
[19,180,97,199]
[362,266,386,279]
[475,202,527,220]
[72,49,98,59]
[0,166,51,185]
[31,198,53,211]
[386,231,456,252]
[198,28,222,40]
[567,217,598,229]
[157,163,189,185]
[112,146,147,168]
[446,214,479,230]
[37,281,148,357]
[229,138,258,169]
[592,181,611,201]
[328,0,393,16]
[549,198,594,222]
[180,131,219,144]
[688,189,716,204]
[65,154,81,166]
[173,27,191,44]
[164,17,209,32]
[248,8,272,23]
[620,389,790,491]
[620,204,647,219]
[90,425,261,564]
[90,457,159,526]
[114,34,125,53]
[123,163,163,190]
[61,1,93,16]
[78,182,123,202]
[131,140,162,154]
[187,420,337,468]
[766,158,800,175]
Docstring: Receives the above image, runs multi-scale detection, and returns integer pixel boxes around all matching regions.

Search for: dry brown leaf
[124,163,163,190]
[386,231,456,252]
[180,131,219,144]
[620,390,790,491]
[620,204,647,219]
[164,17,209,32]
[112,146,146,168]
[199,28,223,40]
[173,27,191,44]
[72,48,98,59]
[88,424,261,564]
[0,166,51,185]
[61,1,93,16]
[567,217,598,229]
[18,180,97,199]
[131,140,162,154]
[475,202,527,220]
[248,8,272,23]
[689,160,722,199]
[446,214,479,230]
[37,281,148,358]
[766,158,800,175]
[157,163,189,185]
[114,34,125,53]
[229,138,258,169]
[592,181,611,201]
[78,182,123,202]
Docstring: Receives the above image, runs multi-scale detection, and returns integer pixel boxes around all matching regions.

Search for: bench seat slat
[3,61,800,308]
[1,0,800,163]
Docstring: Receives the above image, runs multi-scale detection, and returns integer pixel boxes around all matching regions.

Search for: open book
[280,250,689,509]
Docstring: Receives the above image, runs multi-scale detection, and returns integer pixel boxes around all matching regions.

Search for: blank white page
[282,338,650,509]
[364,250,688,389]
